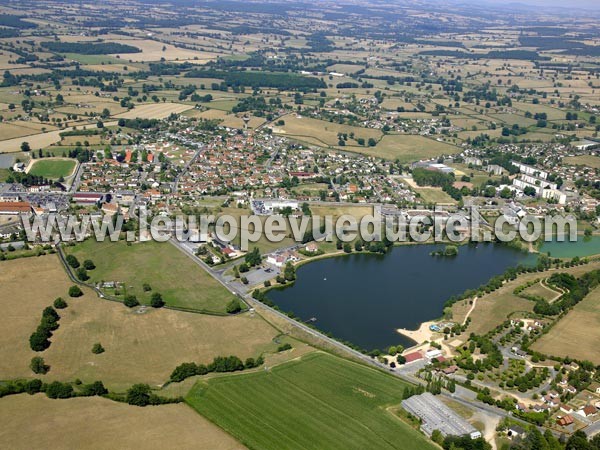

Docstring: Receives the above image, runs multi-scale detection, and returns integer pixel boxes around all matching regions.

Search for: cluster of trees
[117,118,160,130]
[276,262,296,284]
[5,171,52,188]
[412,168,462,201]
[442,435,491,450]
[41,41,141,55]
[456,335,503,373]
[232,96,268,113]
[534,270,600,315]
[0,14,37,29]
[125,383,182,407]
[170,354,264,382]
[67,255,96,282]
[507,428,600,450]
[29,306,61,352]
[419,49,548,61]
[185,69,326,90]
[244,247,262,267]
[0,379,107,400]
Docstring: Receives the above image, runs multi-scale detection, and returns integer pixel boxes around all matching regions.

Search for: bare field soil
[0,395,246,450]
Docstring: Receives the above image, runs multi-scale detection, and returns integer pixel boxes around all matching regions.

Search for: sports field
[187,352,435,450]
[531,287,600,364]
[28,158,77,178]
[0,395,246,450]
[65,240,234,313]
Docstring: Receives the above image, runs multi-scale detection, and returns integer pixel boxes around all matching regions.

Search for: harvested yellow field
[0,121,118,153]
[0,121,58,140]
[353,134,460,162]
[0,395,246,450]
[195,109,266,129]
[0,254,279,389]
[532,287,600,364]
[273,115,382,148]
[563,155,600,169]
[109,38,218,62]
[114,102,193,119]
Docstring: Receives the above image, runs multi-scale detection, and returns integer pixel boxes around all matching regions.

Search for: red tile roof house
[581,405,598,418]
[403,351,423,364]
[0,201,32,215]
[557,415,574,427]
[543,395,559,408]
[560,404,574,414]
[516,403,529,413]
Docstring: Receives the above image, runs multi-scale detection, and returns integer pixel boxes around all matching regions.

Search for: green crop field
[65,240,235,313]
[28,158,77,178]
[187,352,435,450]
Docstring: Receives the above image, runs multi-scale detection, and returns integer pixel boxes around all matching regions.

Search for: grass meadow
[65,240,234,313]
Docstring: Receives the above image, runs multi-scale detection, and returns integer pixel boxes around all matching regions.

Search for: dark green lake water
[267,244,535,351]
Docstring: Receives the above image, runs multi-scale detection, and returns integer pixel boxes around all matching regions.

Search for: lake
[267,243,534,351]
[539,235,600,259]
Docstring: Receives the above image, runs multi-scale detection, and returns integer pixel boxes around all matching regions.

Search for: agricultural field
[0,122,118,154]
[64,240,235,313]
[0,254,279,389]
[187,352,435,450]
[531,287,600,364]
[113,102,193,119]
[107,38,218,62]
[27,158,77,179]
[563,155,600,169]
[273,115,382,148]
[0,395,246,450]
[354,134,460,162]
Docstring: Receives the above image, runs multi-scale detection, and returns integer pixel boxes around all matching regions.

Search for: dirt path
[462,297,478,325]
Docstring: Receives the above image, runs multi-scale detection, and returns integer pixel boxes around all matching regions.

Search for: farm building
[402,393,481,439]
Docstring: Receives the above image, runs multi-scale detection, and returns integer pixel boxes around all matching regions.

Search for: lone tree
[68,285,83,297]
[30,356,49,374]
[21,142,31,152]
[124,295,139,308]
[150,292,165,308]
[92,343,105,354]
[83,259,96,270]
[226,299,242,314]
[76,267,89,281]
[65,254,80,269]
[53,297,68,309]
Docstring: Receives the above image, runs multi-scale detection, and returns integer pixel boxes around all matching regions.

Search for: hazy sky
[479,0,600,10]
